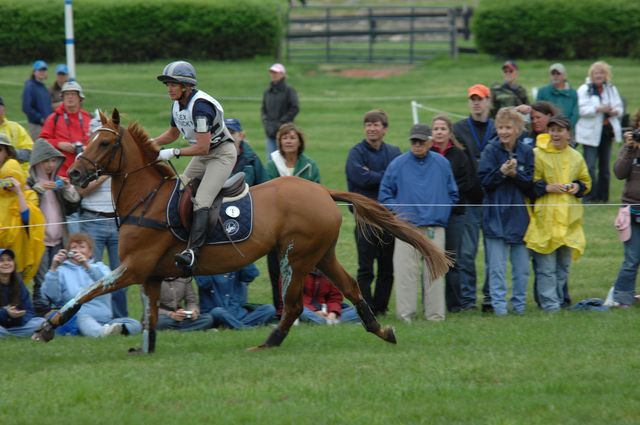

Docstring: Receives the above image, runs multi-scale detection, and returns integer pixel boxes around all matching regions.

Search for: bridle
[78,125,173,229]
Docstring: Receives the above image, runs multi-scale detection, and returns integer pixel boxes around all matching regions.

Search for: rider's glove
[157,148,176,161]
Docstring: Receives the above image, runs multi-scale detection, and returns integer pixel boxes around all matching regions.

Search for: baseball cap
[269,63,286,74]
[549,63,566,75]
[224,118,243,132]
[502,60,518,72]
[467,84,490,99]
[547,115,571,130]
[409,124,432,141]
[0,248,15,259]
[56,64,69,75]
[33,60,48,71]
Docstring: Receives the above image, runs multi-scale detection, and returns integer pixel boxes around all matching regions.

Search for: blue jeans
[66,212,82,234]
[76,314,142,337]
[80,211,128,318]
[533,247,572,312]
[156,313,214,331]
[209,304,276,329]
[486,238,530,315]
[299,305,360,324]
[265,137,277,162]
[0,317,45,338]
[458,206,491,308]
[614,219,640,305]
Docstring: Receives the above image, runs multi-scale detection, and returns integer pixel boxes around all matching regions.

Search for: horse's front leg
[32,265,127,342]
[128,279,161,355]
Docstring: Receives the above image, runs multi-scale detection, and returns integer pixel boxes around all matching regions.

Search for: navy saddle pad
[167,181,254,245]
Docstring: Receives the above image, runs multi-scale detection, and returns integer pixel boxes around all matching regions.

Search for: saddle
[178,172,248,229]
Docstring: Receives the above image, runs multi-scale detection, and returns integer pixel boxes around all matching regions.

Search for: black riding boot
[175,207,210,268]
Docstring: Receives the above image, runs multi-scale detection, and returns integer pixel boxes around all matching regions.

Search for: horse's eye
[100,140,110,147]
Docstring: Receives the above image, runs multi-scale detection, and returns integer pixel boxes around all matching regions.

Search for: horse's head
[68,109,125,188]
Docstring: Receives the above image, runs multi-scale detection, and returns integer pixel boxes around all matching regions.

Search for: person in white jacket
[575,61,623,203]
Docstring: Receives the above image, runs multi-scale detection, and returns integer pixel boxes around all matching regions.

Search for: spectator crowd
[1,58,638,340]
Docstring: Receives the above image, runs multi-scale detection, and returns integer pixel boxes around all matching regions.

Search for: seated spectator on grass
[0,144,45,284]
[157,277,213,331]
[525,115,591,312]
[300,270,359,325]
[41,233,141,338]
[196,264,275,330]
[490,60,530,118]
[478,107,534,316]
[535,63,579,130]
[27,138,80,316]
[0,248,46,338]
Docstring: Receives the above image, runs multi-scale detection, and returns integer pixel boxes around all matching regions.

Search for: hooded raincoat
[524,134,592,259]
[0,159,45,282]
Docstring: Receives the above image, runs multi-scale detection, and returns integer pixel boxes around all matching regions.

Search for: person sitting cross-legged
[195,264,275,330]
[299,269,359,325]
[41,232,142,337]
[156,277,213,331]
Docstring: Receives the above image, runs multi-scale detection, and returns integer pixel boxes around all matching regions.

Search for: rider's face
[166,82,187,101]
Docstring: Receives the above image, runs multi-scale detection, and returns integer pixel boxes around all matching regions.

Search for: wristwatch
[173,148,181,158]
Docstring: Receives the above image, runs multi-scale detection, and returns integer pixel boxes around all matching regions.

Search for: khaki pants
[394,226,446,322]
[182,142,237,210]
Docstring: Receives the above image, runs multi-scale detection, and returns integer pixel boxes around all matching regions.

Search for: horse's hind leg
[317,251,397,345]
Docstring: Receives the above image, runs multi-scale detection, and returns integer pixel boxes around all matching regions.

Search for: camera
[563,184,573,192]
[632,129,640,142]
[183,310,193,319]
[66,250,76,259]
[54,179,65,189]
[0,179,14,189]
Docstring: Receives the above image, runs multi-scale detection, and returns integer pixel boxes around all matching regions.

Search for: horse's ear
[112,109,120,126]
[99,111,108,125]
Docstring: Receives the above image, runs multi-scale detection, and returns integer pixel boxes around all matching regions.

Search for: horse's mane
[126,122,175,178]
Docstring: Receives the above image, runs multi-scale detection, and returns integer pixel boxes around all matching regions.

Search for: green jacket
[535,83,579,128]
[490,82,529,118]
[266,151,321,183]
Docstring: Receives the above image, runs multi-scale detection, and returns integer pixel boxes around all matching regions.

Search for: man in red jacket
[39,81,91,178]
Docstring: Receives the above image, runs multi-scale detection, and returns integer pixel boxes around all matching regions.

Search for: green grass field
[1,55,639,424]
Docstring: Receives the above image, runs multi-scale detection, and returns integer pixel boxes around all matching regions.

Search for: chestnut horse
[33,110,450,352]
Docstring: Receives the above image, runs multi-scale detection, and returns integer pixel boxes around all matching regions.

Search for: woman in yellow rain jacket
[0,136,45,283]
[525,115,591,312]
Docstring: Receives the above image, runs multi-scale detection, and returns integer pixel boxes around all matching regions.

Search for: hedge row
[473,0,640,59]
[0,0,284,64]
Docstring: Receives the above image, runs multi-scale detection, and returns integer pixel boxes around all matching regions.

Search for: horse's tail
[329,190,452,280]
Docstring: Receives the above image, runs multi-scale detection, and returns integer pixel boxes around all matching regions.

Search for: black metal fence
[285,5,474,64]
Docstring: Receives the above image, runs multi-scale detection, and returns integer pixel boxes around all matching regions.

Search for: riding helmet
[157,61,197,86]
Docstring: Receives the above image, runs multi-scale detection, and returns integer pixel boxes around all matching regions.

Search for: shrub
[473,0,640,59]
[0,0,284,64]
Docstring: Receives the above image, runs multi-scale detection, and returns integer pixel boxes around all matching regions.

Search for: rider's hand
[157,149,175,161]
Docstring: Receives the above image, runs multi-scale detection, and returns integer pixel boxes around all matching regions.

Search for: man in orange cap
[452,84,496,312]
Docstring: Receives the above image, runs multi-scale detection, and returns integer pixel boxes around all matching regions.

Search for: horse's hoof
[381,326,397,344]
[32,323,55,343]
[246,344,269,352]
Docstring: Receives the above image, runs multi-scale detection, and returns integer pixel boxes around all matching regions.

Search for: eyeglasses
[410,139,430,145]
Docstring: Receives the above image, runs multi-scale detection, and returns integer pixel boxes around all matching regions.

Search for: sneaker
[102,323,123,337]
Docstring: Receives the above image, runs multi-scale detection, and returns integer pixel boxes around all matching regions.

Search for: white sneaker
[102,323,123,337]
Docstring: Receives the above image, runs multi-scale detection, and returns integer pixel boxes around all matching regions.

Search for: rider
[152,61,237,269]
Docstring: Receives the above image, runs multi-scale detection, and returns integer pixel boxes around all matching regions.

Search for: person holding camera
[575,61,624,203]
[525,116,591,312]
[478,107,534,316]
[610,113,640,308]
[40,232,142,338]
[156,277,213,331]
[27,138,80,316]
[0,137,46,285]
